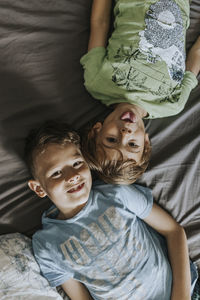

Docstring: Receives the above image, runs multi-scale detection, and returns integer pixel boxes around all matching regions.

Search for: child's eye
[73,161,83,168]
[51,171,62,178]
[106,137,117,143]
[128,142,138,148]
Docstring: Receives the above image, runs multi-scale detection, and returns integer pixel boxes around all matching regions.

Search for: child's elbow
[164,220,186,238]
[170,223,186,239]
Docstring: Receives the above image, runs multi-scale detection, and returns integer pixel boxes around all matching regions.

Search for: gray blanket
[0,0,199,271]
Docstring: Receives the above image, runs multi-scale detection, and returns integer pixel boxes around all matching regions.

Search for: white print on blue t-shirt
[60,205,147,299]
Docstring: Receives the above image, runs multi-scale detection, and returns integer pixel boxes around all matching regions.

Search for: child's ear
[28,180,47,198]
[88,122,102,138]
[144,133,150,146]
[92,122,102,133]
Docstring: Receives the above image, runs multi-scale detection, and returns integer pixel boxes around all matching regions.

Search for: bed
[0,0,199,298]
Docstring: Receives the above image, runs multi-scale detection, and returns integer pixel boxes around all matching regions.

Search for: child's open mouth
[67,183,84,193]
[120,111,137,123]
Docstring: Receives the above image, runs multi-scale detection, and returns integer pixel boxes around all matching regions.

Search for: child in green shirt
[80,0,200,184]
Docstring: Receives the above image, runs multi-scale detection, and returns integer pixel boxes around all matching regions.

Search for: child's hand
[186,36,200,77]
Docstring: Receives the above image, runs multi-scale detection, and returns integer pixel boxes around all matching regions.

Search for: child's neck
[57,202,87,220]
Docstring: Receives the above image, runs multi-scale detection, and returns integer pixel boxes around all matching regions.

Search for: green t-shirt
[81,0,198,119]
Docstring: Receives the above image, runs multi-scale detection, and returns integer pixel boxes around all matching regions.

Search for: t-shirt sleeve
[119,184,153,219]
[143,71,198,119]
[32,234,72,287]
[178,71,198,110]
[80,47,106,93]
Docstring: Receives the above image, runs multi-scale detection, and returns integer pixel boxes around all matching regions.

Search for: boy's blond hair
[82,131,151,184]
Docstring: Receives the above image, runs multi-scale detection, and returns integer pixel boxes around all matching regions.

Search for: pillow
[0,233,69,300]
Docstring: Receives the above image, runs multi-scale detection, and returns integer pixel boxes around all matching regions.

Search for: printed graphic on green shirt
[139,0,185,82]
[111,45,181,104]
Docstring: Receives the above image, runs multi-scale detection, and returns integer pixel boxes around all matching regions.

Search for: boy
[80,0,200,184]
[25,121,198,300]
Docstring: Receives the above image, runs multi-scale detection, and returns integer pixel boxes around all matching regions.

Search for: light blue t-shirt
[33,182,173,300]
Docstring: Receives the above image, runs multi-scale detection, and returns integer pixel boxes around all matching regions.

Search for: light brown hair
[24,121,80,178]
[82,129,151,184]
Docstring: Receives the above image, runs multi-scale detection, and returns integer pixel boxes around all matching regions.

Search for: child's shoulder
[32,205,59,240]
[92,180,152,199]
[92,180,122,191]
[92,180,125,197]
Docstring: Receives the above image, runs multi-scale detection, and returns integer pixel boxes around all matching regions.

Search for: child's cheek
[80,163,90,173]
[48,179,63,192]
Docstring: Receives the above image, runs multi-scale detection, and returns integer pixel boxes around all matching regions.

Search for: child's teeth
[72,186,78,191]
[70,184,82,192]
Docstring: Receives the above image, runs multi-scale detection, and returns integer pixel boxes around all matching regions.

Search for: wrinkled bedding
[0,0,199,273]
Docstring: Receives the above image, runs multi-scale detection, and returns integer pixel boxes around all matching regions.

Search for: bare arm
[144,203,191,300]
[88,0,112,51]
[186,36,200,76]
[62,278,93,300]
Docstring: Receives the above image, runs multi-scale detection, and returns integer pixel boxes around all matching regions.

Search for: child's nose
[66,174,80,184]
[120,127,132,134]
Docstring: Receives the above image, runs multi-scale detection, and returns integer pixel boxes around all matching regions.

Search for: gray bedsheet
[0,0,199,271]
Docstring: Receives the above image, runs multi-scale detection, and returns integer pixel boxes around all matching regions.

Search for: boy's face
[93,103,149,164]
[28,143,92,218]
